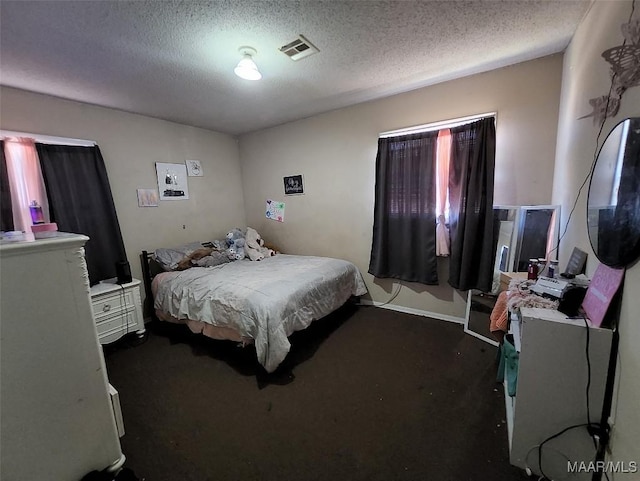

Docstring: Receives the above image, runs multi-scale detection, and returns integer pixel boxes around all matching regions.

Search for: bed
[141,248,367,373]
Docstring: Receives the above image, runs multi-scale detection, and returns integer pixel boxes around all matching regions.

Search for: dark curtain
[37,144,127,285]
[448,118,496,291]
[369,131,439,284]
[0,141,14,232]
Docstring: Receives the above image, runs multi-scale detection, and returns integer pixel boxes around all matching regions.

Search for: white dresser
[0,233,125,480]
[90,278,146,344]
[507,308,613,481]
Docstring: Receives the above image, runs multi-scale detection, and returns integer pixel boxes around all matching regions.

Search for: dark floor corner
[103,305,530,481]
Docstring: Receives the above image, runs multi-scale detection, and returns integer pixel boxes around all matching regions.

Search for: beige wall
[0,87,246,283]
[3,5,636,467]
[553,0,639,470]
[239,55,563,320]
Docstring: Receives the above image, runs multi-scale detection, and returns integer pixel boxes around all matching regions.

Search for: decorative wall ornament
[582,17,640,126]
[605,19,640,94]
[581,95,621,125]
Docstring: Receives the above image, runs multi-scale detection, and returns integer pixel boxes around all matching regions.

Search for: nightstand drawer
[92,290,135,321]
[96,309,138,333]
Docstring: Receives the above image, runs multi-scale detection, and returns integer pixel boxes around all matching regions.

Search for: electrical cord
[548,92,613,260]
[525,316,605,480]
[581,315,597,451]
[118,283,129,337]
[126,281,151,347]
[527,422,599,480]
[525,441,573,480]
[377,282,403,307]
[549,0,636,259]
[591,324,623,481]
[538,8,636,467]
[118,280,149,347]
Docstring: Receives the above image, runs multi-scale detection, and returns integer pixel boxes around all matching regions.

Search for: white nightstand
[90,278,146,344]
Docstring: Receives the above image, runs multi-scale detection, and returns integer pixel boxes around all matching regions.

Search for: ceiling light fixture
[234,46,262,81]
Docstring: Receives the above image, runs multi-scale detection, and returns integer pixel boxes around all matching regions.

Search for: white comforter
[153,254,367,372]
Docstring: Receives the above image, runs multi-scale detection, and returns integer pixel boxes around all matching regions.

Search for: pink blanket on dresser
[490,291,509,334]
[490,278,560,335]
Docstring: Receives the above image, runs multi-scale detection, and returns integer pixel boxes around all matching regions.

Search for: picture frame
[283,174,304,195]
[137,188,159,207]
[156,162,189,200]
[186,159,203,177]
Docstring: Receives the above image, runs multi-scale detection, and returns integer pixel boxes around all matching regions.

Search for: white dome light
[234,47,262,81]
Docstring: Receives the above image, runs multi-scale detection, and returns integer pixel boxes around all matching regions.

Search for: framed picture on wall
[156,162,189,200]
[186,159,203,177]
[284,174,304,195]
[137,189,159,207]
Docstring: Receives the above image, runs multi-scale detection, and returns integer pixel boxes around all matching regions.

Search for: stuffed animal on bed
[245,227,264,261]
[226,241,245,261]
[175,247,234,270]
[226,228,244,245]
[226,228,246,260]
[232,238,246,260]
[245,227,275,261]
[176,247,213,270]
[208,238,234,260]
[224,246,237,260]
[211,239,228,251]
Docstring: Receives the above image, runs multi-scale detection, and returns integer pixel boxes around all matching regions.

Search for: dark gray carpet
[104,304,529,481]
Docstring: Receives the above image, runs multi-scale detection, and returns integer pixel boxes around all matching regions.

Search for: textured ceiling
[0,0,592,135]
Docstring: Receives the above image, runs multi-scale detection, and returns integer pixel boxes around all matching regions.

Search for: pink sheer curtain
[436,129,451,256]
[4,138,50,232]
[545,209,558,262]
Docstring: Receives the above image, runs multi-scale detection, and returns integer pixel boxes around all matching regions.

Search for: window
[1,131,128,286]
[386,134,438,217]
[370,114,497,290]
[2,138,50,232]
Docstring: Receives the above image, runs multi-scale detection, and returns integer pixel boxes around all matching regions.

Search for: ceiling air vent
[279,35,319,61]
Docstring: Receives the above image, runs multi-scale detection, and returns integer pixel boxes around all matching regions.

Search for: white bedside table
[90,278,146,344]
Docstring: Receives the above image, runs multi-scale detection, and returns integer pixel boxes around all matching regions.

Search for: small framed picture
[137,189,159,207]
[156,162,189,200]
[186,159,203,177]
[284,174,304,195]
